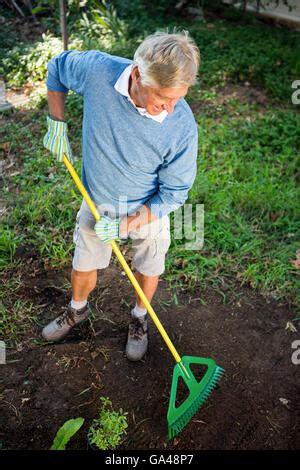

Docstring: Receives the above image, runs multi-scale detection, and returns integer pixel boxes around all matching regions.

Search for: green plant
[88,397,128,450]
[78,0,127,43]
[0,2,299,318]
[50,417,85,450]
[0,226,20,271]
[2,33,83,86]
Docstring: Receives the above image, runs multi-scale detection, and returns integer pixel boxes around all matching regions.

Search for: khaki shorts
[72,200,171,276]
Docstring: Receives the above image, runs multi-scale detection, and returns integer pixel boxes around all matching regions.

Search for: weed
[87,397,128,450]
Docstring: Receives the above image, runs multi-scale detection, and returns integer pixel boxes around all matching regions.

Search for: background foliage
[0,0,299,311]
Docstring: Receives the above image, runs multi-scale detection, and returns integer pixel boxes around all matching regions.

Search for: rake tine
[168,356,224,439]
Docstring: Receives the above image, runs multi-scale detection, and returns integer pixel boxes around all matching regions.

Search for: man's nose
[163,101,176,113]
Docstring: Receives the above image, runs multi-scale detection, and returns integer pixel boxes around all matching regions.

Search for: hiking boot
[42,302,89,342]
[125,313,148,361]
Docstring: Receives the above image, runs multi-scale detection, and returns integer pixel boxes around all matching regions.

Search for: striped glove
[43,115,73,163]
[94,216,121,243]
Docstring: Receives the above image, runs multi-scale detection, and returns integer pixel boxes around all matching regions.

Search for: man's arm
[47,90,67,121]
[44,51,102,163]
[119,129,198,235]
[46,50,104,96]
[46,51,99,118]
[146,129,198,219]
[43,90,73,163]
[119,204,157,237]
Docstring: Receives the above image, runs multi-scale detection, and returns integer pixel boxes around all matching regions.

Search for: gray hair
[133,30,200,88]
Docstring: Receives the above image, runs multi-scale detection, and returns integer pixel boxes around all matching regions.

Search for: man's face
[129,66,189,115]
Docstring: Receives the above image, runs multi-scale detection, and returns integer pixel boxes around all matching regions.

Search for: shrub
[2,33,83,86]
[88,397,128,450]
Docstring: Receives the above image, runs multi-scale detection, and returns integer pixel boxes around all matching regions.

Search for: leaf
[1,143,9,153]
[31,7,49,14]
[268,211,281,221]
[285,321,297,333]
[50,418,85,450]
[91,10,108,28]
[279,398,291,409]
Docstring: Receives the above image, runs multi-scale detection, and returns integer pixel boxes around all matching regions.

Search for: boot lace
[57,309,75,328]
[129,317,146,341]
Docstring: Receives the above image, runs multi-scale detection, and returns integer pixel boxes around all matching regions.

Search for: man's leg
[133,271,159,308]
[42,269,97,342]
[126,271,159,362]
[42,198,113,342]
[71,269,98,301]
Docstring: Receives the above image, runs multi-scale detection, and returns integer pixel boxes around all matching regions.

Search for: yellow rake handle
[63,154,182,364]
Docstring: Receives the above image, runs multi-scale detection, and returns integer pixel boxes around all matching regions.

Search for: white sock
[71,298,87,310]
[132,303,147,318]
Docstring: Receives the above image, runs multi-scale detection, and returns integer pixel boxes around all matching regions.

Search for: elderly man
[42,31,200,361]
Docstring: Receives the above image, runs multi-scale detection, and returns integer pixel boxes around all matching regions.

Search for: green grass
[0,226,21,270]
[0,3,299,315]
[0,269,41,342]
[166,101,299,306]
[188,21,300,102]
[0,299,39,341]
[2,2,299,103]
[0,99,84,269]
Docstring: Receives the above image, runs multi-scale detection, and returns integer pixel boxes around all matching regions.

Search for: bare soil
[1,248,299,450]
[1,6,299,453]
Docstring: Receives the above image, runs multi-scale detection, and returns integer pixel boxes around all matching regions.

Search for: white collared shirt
[114,64,168,123]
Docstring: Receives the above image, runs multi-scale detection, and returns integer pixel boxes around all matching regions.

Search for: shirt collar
[114,64,168,124]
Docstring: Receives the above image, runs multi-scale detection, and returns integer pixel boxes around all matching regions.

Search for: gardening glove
[94,215,122,244]
[43,115,74,164]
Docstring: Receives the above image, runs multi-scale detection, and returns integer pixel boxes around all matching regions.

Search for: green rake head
[167,355,224,440]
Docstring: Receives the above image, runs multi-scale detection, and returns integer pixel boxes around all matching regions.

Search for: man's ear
[132,65,141,83]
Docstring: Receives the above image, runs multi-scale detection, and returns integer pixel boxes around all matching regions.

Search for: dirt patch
[189,82,271,117]
[217,83,270,107]
[0,84,32,112]
[1,252,299,450]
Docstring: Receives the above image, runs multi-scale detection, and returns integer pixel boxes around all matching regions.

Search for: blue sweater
[46,50,198,218]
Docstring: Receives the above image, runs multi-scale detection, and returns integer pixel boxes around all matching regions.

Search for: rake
[63,154,224,439]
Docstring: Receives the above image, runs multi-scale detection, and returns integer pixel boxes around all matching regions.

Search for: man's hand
[43,115,74,163]
[94,205,156,244]
[94,215,121,243]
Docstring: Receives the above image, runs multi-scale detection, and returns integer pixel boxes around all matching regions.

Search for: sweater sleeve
[146,127,198,218]
[46,50,103,96]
